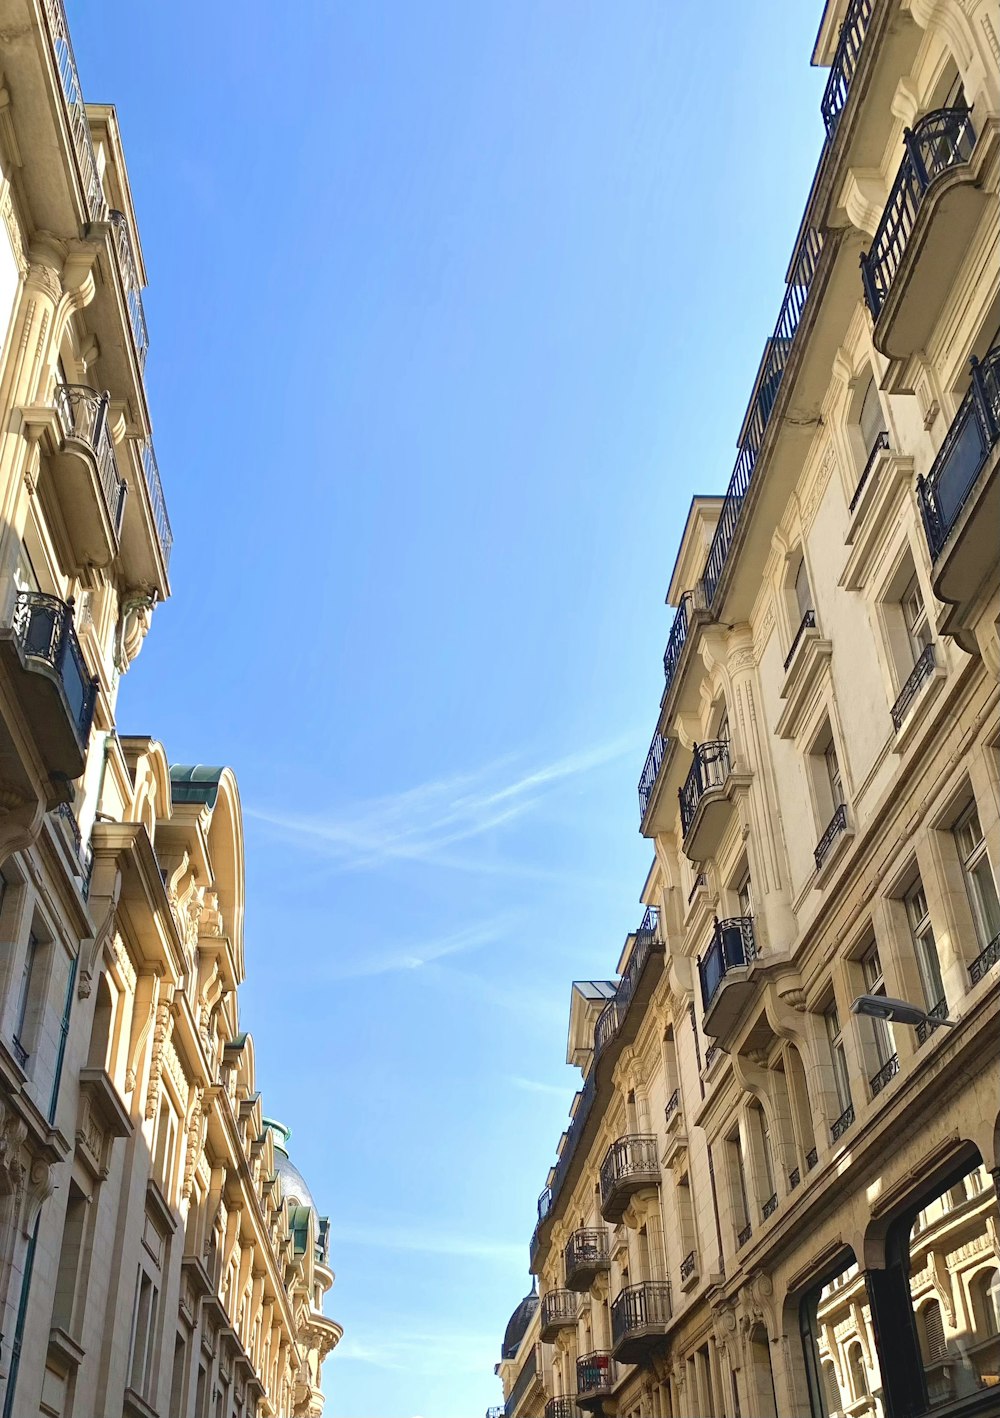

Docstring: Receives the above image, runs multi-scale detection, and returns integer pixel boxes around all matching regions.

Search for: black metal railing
[805,1146,818,1171]
[704,1042,721,1070]
[53,800,83,857]
[701,227,823,608]
[789,1166,801,1190]
[970,932,1000,986]
[663,588,706,699]
[831,1103,855,1141]
[861,107,976,319]
[869,1053,899,1096]
[11,1034,28,1067]
[594,908,660,1059]
[814,803,848,870]
[54,383,127,533]
[698,916,756,1011]
[486,1407,503,1418]
[762,1193,779,1219]
[783,609,816,672]
[11,592,97,745]
[611,1281,671,1346]
[545,1401,582,1418]
[917,345,1000,560]
[821,0,874,137]
[679,740,731,837]
[915,996,950,1045]
[664,1088,680,1123]
[849,430,891,513]
[140,440,174,569]
[576,1352,615,1397]
[564,1228,609,1280]
[541,1289,577,1331]
[504,1349,537,1415]
[536,1186,553,1223]
[687,872,706,904]
[890,643,935,731]
[109,210,149,367]
[599,1135,659,1206]
[737,1221,752,1247]
[680,1250,697,1282]
[594,999,620,1057]
[41,0,106,219]
[638,730,666,820]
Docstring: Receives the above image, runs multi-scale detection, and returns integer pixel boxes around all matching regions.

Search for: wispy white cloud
[311,919,506,981]
[333,1220,523,1264]
[248,737,630,875]
[335,1326,497,1377]
[508,1074,571,1097]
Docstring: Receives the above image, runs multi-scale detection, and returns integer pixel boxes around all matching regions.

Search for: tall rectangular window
[128,1269,159,1397]
[14,933,41,1056]
[904,882,946,1013]
[825,742,844,811]
[954,804,1000,950]
[728,1130,750,1231]
[736,869,753,919]
[824,1003,852,1114]
[901,574,931,665]
[861,944,894,1066]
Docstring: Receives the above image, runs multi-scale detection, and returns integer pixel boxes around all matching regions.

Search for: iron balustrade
[814,803,848,870]
[593,907,660,1059]
[698,916,756,1012]
[564,1228,609,1280]
[638,730,666,819]
[140,440,174,569]
[970,932,1000,986]
[915,996,950,1044]
[821,0,874,137]
[41,0,106,219]
[701,227,823,608]
[109,211,150,368]
[664,1088,681,1123]
[11,1034,28,1067]
[917,345,1000,560]
[831,1103,855,1141]
[737,1221,752,1247]
[545,1402,583,1418]
[486,1408,504,1418]
[869,1053,899,1096]
[504,1348,537,1415]
[54,383,127,534]
[594,1000,620,1058]
[687,872,706,904]
[537,1187,553,1223]
[704,1043,720,1070]
[789,1167,801,1190]
[12,592,97,745]
[533,1069,598,1256]
[611,1281,672,1347]
[849,430,891,513]
[890,642,936,731]
[805,1147,818,1171]
[783,609,816,672]
[679,740,731,837]
[540,1289,578,1331]
[762,1193,779,1220]
[53,800,83,858]
[680,1250,697,1282]
[663,588,704,697]
[599,1134,659,1207]
[576,1352,615,1397]
[861,107,976,319]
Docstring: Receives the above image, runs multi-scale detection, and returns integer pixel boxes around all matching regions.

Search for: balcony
[563,1228,609,1291]
[970,932,1000,987]
[698,916,757,1036]
[638,729,666,824]
[34,384,127,572]
[918,346,1000,643]
[539,1289,578,1341]
[869,1053,899,1097]
[599,1134,659,1222]
[679,740,745,861]
[593,907,663,1063]
[503,1348,538,1417]
[610,1281,672,1364]
[814,803,849,873]
[820,0,873,138]
[108,211,149,369]
[545,1401,583,1418]
[575,1353,615,1409]
[0,592,97,787]
[890,643,936,732]
[861,107,983,359]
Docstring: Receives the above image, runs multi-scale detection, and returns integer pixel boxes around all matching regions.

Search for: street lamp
[850,994,957,1029]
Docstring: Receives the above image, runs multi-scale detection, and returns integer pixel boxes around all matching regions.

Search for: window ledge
[47,1326,85,1374]
[840,452,914,591]
[123,1389,158,1418]
[813,813,855,889]
[775,636,833,739]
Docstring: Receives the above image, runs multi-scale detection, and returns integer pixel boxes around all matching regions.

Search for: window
[825,742,844,812]
[954,804,1000,951]
[736,868,753,919]
[824,1003,852,1115]
[153,1101,178,1198]
[901,574,931,665]
[728,1129,750,1234]
[859,375,888,459]
[801,1256,884,1418]
[919,1300,946,1364]
[794,558,813,623]
[904,882,946,1014]
[13,933,41,1058]
[861,943,894,1067]
[52,1183,88,1333]
[848,1343,869,1400]
[128,1268,160,1397]
[972,1268,1000,1338]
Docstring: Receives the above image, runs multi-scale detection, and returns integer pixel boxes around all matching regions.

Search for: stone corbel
[125,970,160,1092]
[0,784,45,862]
[78,876,122,999]
[0,1101,27,1197]
[890,77,921,127]
[19,1155,53,1236]
[838,168,887,237]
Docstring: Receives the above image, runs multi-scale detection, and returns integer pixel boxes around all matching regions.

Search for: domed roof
[501,1282,538,1359]
[264,1118,316,1211]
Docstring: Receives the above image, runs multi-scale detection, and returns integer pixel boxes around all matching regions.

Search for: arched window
[919,1299,946,1364]
[848,1343,868,1400]
[858,375,887,460]
[87,974,114,1072]
[972,1268,1000,1338]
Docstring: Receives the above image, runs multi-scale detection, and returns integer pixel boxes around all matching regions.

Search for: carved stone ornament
[144,997,175,1121]
[114,591,154,672]
[20,1155,53,1236]
[0,1101,27,1197]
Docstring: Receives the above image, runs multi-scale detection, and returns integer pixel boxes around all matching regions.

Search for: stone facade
[0,3,341,1415]
[497,1,1000,1415]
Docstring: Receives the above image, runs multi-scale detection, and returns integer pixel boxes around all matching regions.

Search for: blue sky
[76,3,826,1414]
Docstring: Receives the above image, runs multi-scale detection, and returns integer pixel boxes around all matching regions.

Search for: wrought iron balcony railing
[762,1192,779,1219]
[109,210,150,368]
[41,0,106,219]
[831,1103,855,1141]
[861,107,976,320]
[545,1401,583,1418]
[821,0,874,137]
[679,739,731,838]
[849,429,891,513]
[564,1228,609,1286]
[599,1134,659,1209]
[917,345,1000,560]
[576,1352,615,1397]
[638,730,666,819]
[611,1280,672,1347]
[806,1146,818,1171]
[140,440,175,570]
[680,1249,697,1282]
[915,996,949,1045]
[737,1221,752,1247]
[890,642,935,731]
[789,1166,801,1189]
[783,609,816,672]
[12,592,97,746]
[594,906,660,1059]
[698,916,756,1012]
[663,588,704,697]
[814,803,848,871]
[970,932,1000,986]
[54,383,127,533]
[869,1053,899,1096]
[664,1087,681,1123]
[687,872,706,904]
[504,1348,537,1415]
[540,1288,578,1335]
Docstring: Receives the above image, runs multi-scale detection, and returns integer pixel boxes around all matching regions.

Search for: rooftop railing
[917,345,1000,560]
[41,0,105,219]
[140,440,174,569]
[861,107,976,320]
[821,0,874,137]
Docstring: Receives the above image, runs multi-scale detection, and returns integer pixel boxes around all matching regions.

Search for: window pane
[859,376,887,457]
[802,1258,884,1418]
[969,858,1000,947]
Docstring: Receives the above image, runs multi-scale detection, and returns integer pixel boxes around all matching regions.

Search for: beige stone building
[0,2,341,1415]
[496,0,1000,1415]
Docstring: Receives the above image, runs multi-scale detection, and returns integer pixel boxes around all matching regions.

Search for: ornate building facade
[495,1,1000,1415]
[0,2,341,1415]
